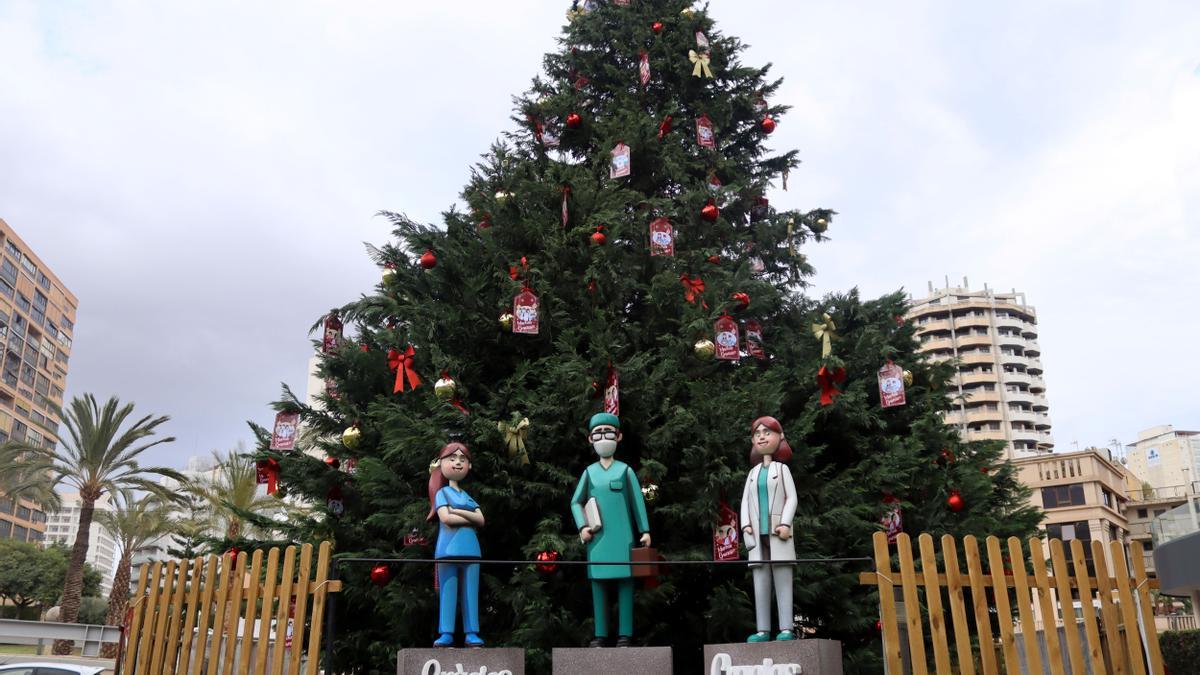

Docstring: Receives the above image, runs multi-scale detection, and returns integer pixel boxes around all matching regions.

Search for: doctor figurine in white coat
[739,416,798,643]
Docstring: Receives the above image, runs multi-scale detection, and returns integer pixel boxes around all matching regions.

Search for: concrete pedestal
[551,646,672,675]
[397,647,525,675]
[703,640,843,674]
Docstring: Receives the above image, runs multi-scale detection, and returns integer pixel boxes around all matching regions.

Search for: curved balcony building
[907,279,1054,460]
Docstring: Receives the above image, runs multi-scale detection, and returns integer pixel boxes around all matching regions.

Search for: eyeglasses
[589,430,619,441]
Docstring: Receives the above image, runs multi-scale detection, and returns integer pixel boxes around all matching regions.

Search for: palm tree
[190,446,283,541]
[96,493,170,658]
[0,394,183,655]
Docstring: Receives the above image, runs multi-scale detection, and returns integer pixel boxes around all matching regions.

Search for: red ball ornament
[706,255,721,265]
[651,21,664,34]
[224,547,240,569]
[947,490,966,513]
[761,116,777,134]
[419,249,437,269]
[591,228,607,245]
[700,201,720,222]
[535,550,561,574]
[325,456,341,470]
[370,563,392,587]
[566,113,583,129]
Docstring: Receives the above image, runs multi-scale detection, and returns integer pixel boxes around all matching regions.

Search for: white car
[0,664,109,675]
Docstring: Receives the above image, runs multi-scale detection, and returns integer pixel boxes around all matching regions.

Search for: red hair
[427,442,473,521]
[749,416,793,464]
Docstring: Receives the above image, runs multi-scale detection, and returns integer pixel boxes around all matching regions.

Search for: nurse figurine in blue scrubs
[427,441,486,647]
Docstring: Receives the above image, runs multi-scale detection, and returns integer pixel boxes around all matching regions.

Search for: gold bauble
[680,8,695,18]
[811,217,828,234]
[499,312,515,331]
[495,190,514,204]
[434,376,457,401]
[381,267,397,284]
[902,370,913,387]
[642,483,660,503]
[341,426,361,450]
[694,338,716,360]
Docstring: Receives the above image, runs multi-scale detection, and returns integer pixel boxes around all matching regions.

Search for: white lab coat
[739,461,798,565]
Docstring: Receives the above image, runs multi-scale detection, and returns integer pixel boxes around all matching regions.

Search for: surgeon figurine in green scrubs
[570,413,652,648]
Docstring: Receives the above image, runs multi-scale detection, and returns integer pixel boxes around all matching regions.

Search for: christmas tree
[259,2,1040,672]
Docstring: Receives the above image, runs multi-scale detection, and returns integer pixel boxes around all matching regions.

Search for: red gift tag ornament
[878,361,907,408]
[712,500,740,561]
[639,50,651,87]
[604,364,620,416]
[610,142,631,178]
[657,114,673,141]
[513,288,540,335]
[714,315,740,361]
[882,495,903,543]
[745,320,766,360]
[322,311,342,354]
[696,114,715,149]
[649,217,675,257]
[750,197,769,222]
[708,174,722,192]
[269,412,299,451]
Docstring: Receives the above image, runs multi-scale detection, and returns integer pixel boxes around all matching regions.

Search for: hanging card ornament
[878,361,907,408]
[610,142,631,178]
[649,217,675,257]
[708,173,723,193]
[542,118,560,148]
[745,320,766,360]
[750,257,765,275]
[269,412,300,451]
[403,527,429,547]
[750,197,769,222]
[753,92,768,114]
[713,500,740,561]
[604,364,620,416]
[322,310,343,354]
[327,485,344,517]
[882,495,903,543]
[513,287,540,334]
[696,31,710,50]
[638,50,651,87]
[255,459,280,495]
[696,114,715,148]
[714,314,740,361]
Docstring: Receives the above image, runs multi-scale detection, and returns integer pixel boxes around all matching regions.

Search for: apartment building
[1012,448,1128,575]
[0,218,78,543]
[1125,425,1200,494]
[907,280,1053,460]
[43,492,117,596]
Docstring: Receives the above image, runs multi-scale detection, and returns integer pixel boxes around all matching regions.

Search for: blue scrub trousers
[438,561,480,634]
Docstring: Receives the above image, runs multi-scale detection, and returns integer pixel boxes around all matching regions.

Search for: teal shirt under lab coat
[570,459,651,580]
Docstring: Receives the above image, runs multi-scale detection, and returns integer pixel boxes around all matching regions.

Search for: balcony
[959,352,996,366]
[953,314,992,329]
[958,370,998,385]
[914,318,952,333]
[921,337,955,352]
[1127,483,1200,504]
[961,389,1001,404]
[1002,371,1032,387]
[1028,376,1047,392]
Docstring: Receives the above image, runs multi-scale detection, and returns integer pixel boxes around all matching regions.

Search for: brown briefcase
[630,546,660,578]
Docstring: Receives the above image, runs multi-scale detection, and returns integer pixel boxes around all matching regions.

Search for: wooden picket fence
[121,542,341,675]
[861,532,1165,675]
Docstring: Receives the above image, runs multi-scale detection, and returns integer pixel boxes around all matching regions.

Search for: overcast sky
[2,1,1198,471]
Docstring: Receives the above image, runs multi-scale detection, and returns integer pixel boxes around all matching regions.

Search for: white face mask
[593,439,618,458]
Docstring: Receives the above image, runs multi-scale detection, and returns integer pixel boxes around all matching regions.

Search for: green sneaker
[775,630,796,641]
[747,631,771,643]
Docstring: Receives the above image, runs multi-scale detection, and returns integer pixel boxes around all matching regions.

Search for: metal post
[323,558,339,675]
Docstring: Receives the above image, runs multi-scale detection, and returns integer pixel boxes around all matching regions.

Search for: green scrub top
[758,465,770,533]
[571,459,651,579]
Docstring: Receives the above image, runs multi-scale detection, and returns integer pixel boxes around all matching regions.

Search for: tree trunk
[99,551,133,658]
[53,494,96,655]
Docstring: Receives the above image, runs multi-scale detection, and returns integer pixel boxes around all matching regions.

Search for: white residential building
[44,492,117,597]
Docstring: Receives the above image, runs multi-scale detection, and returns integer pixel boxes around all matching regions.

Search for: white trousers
[752,564,794,633]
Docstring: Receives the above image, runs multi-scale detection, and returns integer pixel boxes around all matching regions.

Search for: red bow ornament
[680,274,708,308]
[658,115,673,140]
[388,345,422,393]
[816,365,846,406]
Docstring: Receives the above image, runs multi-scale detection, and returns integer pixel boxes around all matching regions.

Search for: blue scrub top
[434,486,482,559]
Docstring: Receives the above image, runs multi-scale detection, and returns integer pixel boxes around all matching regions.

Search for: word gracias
[710,653,803,675]
[420,660,512,675]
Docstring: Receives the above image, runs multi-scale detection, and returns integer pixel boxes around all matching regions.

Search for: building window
[0,497,12,514]
[13,525,27,541]
[15,505,30,520]
[1137,508,1148,518]
[0,520,10,538]
[1042,483,1087,508]
[36,271,50,292]
[4,240,20,259]
[0,259,17,285]
[18,256,36,278]
[1102,490,1113,508]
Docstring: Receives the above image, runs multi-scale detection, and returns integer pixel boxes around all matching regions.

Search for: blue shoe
[465,633,485,648]
[747,631,771,643]
[433,632,454,648]
[775,630,796,641]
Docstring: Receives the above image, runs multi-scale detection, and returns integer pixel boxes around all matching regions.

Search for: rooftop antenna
[963,276,969,289]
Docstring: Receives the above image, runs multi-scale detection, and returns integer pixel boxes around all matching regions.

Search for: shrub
[1160,629,1200,674]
